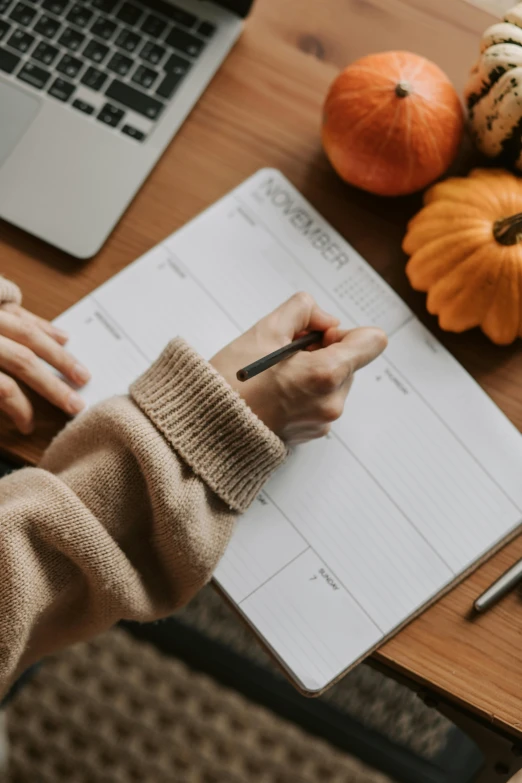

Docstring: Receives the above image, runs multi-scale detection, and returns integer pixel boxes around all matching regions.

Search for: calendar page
[55,170,522,694]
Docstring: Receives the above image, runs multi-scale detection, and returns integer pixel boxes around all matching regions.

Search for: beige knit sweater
[0,281,287,696]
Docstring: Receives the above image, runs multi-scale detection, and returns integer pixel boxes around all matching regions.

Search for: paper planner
[55,169,522,694]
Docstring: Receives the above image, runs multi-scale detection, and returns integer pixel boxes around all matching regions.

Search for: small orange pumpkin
[322,51,464,196]
[403,169,522,345]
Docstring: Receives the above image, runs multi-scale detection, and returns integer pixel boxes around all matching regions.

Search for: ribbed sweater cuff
[130,338,287,512]
[0,277,22,307]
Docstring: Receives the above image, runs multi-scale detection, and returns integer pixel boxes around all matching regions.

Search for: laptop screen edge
[215,0,254,18]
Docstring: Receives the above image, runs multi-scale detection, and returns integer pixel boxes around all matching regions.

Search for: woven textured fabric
[176,586,451,760]
[5,629,396,783]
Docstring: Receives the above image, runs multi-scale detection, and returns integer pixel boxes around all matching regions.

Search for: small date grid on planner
[334,266,401,326]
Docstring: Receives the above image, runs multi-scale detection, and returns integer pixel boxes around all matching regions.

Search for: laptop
[0,0,253,258]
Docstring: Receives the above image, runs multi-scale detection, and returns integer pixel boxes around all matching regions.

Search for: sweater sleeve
[0,338,287,694]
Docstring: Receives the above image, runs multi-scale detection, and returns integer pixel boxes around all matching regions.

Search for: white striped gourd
[465,3,522,169]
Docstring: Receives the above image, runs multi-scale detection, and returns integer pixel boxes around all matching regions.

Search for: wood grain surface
[2,0,522,738]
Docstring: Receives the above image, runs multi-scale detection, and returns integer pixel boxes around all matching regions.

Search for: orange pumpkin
[404,169,522,345]
[322,51,464,196]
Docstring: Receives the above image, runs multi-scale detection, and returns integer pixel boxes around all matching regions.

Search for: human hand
[0,303,90,434]
[210,292,387,444]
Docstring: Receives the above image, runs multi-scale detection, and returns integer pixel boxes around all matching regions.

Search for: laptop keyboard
[0,0,216,142]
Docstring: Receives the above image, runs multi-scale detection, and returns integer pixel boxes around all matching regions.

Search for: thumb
[267,292,339,339]
[324,327,388,375]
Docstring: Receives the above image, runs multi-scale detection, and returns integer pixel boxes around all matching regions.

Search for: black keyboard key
[42,0,68,14]
[57,51,82,77]
[97,101,124,127]
[34,14,61,38]
[141,13,165,37]
[91,0,117,12]
[197,21,215,37]
[165,27,204,58]
[91,16,117,41]
[122,124,144,140]
[66,3,92,26]
[106,79,163,119]
[80,64,106,90]
[155,69,184,99]
[7,28,34,52]
[83,38,108,63]
[58,25,84,51]
[48,75,74,101]
[0,0,12,13]
[17,60,50,88]
[164,51,190,74]
[72,97,94,114]
[9,2,36,25]
[0,44,20,72]
[132,63,157,88]
[107,50,132,76]
[32,40,58,64]
[114,27,141,52]
[0,20,11,40]
[116,2,141,26]
[140,40,164,65]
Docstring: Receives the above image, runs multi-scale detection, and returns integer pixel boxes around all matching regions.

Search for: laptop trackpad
[0,81,41,169]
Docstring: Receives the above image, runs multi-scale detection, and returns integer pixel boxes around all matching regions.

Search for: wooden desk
[1,0,521,774]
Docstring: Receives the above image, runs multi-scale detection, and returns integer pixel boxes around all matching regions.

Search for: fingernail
[367,328,388,349]
[356,327,388,353]
[318,306,339,323]
[54,328,69,341]
[67,392,85,415]
[72,363,91,385]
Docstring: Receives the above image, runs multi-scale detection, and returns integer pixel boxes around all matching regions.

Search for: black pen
[236,331,323,382]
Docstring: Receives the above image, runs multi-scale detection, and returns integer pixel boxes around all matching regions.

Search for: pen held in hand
[236,331,323,382]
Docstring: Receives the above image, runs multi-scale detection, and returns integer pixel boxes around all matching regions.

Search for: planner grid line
[246,597,337,683]
[163,250,244,335]
[330,430,453,573]
[91,295,152,366]
[238,546,310,604]
[257,491,384,633]
[384,356,522,515]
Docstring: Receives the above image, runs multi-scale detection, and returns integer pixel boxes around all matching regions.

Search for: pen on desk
[236,331,323,382]
[474,557,522,613]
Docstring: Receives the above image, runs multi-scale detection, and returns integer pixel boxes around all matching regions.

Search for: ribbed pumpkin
[465,3,522,169]
[322,51,464,196]
[403,169,522,345]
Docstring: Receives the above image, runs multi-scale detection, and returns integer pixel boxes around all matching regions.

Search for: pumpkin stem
[395,81,412,98]
[493,212,522,245]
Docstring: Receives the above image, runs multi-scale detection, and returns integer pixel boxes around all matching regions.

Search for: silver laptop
[0,0,253,257]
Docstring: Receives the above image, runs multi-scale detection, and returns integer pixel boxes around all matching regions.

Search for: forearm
[0,339,286,693]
